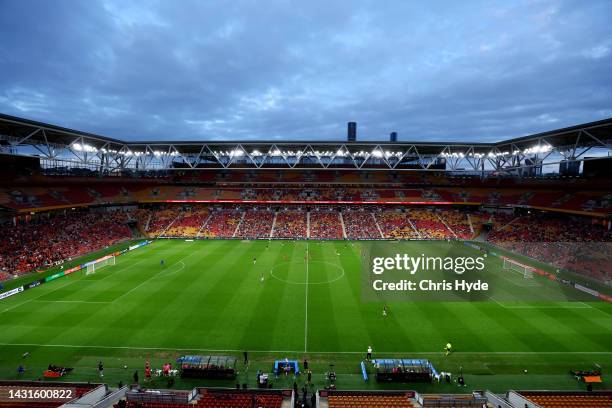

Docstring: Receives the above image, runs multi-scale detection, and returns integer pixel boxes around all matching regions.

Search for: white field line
[577,302,612,318]
[37,260,187,304]
[0,250,155,314]
[0,240,178,312]
[488,296,596,309]
[109,245,204,303]
[31,300,111,304]
[0,246,164,313]
[494,268,539,288]
[0,278,90,314]
[304,241,309,353]
[82,256,151,283]
[0,342,610,355]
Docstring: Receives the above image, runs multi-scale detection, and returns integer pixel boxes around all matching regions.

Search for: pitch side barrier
[0,240,152,302]
[463,240,612,302]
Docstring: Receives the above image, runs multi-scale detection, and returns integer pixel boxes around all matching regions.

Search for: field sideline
[0,239,610,392]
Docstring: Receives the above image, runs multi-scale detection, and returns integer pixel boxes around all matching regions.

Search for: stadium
[0,112,610,408]
[2,0,612,406]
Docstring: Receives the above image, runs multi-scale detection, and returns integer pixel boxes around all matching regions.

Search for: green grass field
[0,239,610,393]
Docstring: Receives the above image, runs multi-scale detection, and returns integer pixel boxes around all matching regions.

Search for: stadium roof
[1,112,611,147]
[0,113,611,173]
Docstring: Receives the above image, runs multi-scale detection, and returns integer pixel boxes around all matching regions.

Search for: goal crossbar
[503,257,534,278]
[86,256,115,275]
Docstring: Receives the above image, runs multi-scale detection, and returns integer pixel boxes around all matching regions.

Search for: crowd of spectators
[3,183,609,217]
[343,210,381,239]
[488,214,612,282]
[309,210,343,239]
[0,210,132,278]
[273,210,307,239]
[236,208,274,238]
[408,209,453,239]
[438,210,473,239]
[147,208,181,237]
[199,209,242,238]
[164,208,210,238]
[375,210,420,239]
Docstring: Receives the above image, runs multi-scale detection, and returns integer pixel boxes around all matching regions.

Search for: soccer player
[144,359,151,382]
[366,346,373,361]
[444,342,452,356]
[260,273,265,283]
[253,257,257,265]
[160,259,165,266]
[382,305,388,317]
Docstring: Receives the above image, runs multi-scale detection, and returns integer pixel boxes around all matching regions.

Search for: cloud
[0,0,611,142]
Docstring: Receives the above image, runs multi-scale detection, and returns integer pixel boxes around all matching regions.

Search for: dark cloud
[0,0,611,142]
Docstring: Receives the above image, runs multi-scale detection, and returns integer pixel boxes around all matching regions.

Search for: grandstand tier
[1,180,610,217]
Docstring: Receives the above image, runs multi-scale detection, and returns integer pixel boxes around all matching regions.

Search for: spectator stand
[513,390,612,408]
[322,389,417,408]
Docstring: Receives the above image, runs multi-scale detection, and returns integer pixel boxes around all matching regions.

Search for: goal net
[86,256,115,275]
[503,258,534,278]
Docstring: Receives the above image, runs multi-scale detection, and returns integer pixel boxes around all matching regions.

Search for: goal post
[85,256,115,275]
[503,257,534,278]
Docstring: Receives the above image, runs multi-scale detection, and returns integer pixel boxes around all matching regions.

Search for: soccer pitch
[0,239,610,391]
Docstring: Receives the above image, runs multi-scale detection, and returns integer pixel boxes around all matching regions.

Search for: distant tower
[347,122,357,142]
[390,132,397,142]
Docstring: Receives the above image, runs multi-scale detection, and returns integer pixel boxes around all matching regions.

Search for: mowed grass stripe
[0,240,174,344]
[27,240,190,348]
[18,241,182,347]
[98,240,219,345]
[0,241,167,313]
[0,239,610,356]
[305,241,341,352]
[324,241,385,352]
[328,241,383,352]
[535,305,612,352]
[275,242,307,351]
[114,240,246,349]
[193,240,273,350]
[239,241,300,351]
